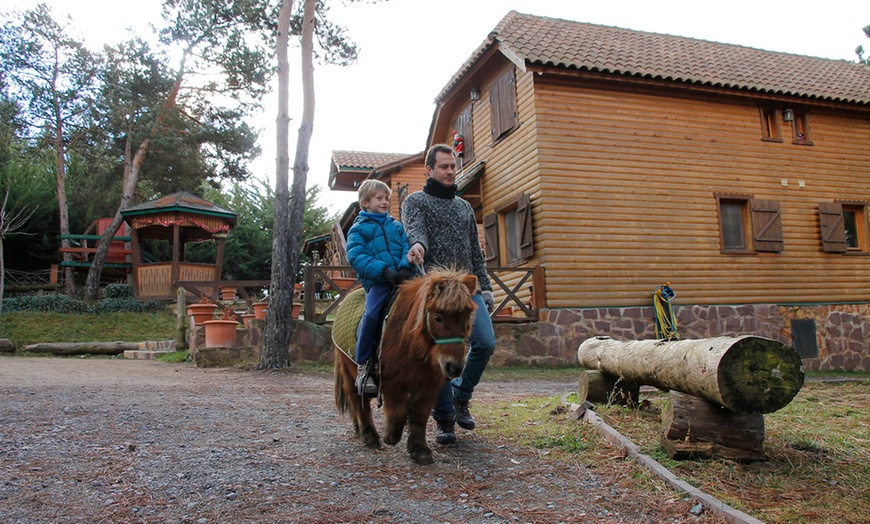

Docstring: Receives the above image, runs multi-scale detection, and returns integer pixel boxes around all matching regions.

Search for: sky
[12,0,870,214]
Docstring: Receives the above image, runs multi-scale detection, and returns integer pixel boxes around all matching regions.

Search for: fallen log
[21,342,139,356]
[577,335,804,414]
[661,391,766,462]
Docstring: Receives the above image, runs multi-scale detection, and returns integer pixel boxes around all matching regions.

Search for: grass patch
[474,378,870,524]
[1,310,176,347]
[156,350,190,364]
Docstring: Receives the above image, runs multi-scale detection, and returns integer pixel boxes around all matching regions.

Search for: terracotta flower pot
[330,277,357,291]
[292,302,302,320]
[203,319,239,348]
[241,313,256,328]
[219,286,237,301]
[187,303,218,326]
[252,302,268,320]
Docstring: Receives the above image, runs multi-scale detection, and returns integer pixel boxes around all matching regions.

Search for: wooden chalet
[121,192,236,301]
[326,11,870,371]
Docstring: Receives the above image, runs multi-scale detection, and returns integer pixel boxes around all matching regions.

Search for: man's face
[426,151,456,187]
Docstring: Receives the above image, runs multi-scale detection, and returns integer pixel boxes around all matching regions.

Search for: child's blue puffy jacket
[346,213,414,291]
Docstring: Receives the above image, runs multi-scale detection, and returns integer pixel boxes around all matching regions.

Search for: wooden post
[176,285,188,350]
[661,391,766,462]
[578,369,639,406]
[577,335,804,414]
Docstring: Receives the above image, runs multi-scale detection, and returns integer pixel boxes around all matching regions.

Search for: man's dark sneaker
[454,399,476,430]
[434,415,456,445]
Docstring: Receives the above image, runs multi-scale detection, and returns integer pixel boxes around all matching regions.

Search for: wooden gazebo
[121,192,236,300]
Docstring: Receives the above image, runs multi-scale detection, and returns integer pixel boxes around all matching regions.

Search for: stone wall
[494,303,870,372]
[191,303,870,372]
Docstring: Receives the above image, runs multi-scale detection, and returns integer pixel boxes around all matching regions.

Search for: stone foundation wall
[190,303,870,372]
[492,303,870,372]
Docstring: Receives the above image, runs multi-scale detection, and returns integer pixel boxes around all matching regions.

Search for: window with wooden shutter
[484,213,498,268]
[759,107,782,142]
[751,199,784,252]
[452,104,473,165]
[818,202,847,253]
[487,193,535,267]
[489,68,517,142]
[819,201,868,253]
[716,194,753,253]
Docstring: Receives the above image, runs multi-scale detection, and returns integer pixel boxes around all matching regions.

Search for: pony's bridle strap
[426,311,467,345]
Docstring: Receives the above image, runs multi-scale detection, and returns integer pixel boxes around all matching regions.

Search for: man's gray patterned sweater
[402,191,491,292]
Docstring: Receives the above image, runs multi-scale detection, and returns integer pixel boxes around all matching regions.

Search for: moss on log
[577,335,804,414]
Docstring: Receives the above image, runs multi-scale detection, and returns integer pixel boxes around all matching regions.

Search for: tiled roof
[438,11,870,105]
[122,191,236,219]
[332,150,417,171]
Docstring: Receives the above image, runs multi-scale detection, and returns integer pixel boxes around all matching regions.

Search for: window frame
[452,103,474,165]
[485,193,534,267]
[790,110,814,146]
[819,201,869,254]
[759,107,783,142]
[715,193,784,254]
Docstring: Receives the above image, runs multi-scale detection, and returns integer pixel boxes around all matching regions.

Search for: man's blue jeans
[432,292,496,419]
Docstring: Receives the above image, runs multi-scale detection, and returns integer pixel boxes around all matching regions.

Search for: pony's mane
[403,267,477,335]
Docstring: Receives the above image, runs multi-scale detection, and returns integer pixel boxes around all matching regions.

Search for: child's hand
[383,268,398,284]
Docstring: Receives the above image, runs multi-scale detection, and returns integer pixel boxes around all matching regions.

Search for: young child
[345,179,415,396]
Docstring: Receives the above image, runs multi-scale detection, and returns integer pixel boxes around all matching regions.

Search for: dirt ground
[0,357,727,523]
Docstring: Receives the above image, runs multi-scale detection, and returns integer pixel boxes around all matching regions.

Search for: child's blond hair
[358,179,391,204]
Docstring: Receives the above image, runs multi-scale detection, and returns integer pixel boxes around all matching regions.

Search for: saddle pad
[332,287,367,361]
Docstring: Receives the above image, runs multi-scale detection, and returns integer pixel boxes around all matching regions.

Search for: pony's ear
[462,275,478,295]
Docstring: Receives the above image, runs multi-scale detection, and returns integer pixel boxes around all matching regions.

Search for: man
[402,143,496,445]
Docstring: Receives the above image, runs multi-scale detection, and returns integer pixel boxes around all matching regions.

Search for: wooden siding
[530,74,870,308]
[456,64,544,304]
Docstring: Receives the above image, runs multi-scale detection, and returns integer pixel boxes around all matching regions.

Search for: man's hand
[481,290,495,313]
[407,243,425,264]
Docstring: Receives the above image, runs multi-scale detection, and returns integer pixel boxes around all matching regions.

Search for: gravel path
[0,358,725,523]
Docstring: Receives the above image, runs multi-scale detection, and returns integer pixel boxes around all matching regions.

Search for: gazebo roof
[122,191,236,225]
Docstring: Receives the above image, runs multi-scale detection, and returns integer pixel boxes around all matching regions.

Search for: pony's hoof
[410,450,434,465]
[383,433,401,446]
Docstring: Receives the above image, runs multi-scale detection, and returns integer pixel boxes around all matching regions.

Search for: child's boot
[356,363,377,396]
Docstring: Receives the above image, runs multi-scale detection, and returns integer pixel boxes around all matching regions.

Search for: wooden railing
[174,264,544,325]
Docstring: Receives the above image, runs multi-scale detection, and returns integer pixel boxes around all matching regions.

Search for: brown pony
[334,268,478,464]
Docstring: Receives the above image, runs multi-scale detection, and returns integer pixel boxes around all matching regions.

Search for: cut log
[578,369,638,406]
[661,391,767,462]
[21,342,139,356]
[577,335,804,413]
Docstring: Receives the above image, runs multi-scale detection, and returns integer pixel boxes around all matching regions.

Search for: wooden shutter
[750,199,783,252]
[453,105,473,164]
[518,193,534,259]
[484,213,499,267]
[818,202,847,253]
[490,68,517,141]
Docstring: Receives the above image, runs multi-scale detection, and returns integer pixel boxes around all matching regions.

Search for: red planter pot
[252,302,268,320]
[187,303,218,326]
[203,319,239,348]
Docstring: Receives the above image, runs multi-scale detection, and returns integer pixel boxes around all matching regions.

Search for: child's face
[362,191,390,214]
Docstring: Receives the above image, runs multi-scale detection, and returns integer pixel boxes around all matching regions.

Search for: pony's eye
[433,314,444,323]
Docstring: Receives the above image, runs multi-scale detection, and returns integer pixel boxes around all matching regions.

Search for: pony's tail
[335,361,349,415]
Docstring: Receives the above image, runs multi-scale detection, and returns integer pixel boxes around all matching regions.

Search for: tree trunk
[576,335,804,414]
[53,92,75,296]
[259,0,297,369]
[661,391,767,462]
[22,341,138,355]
